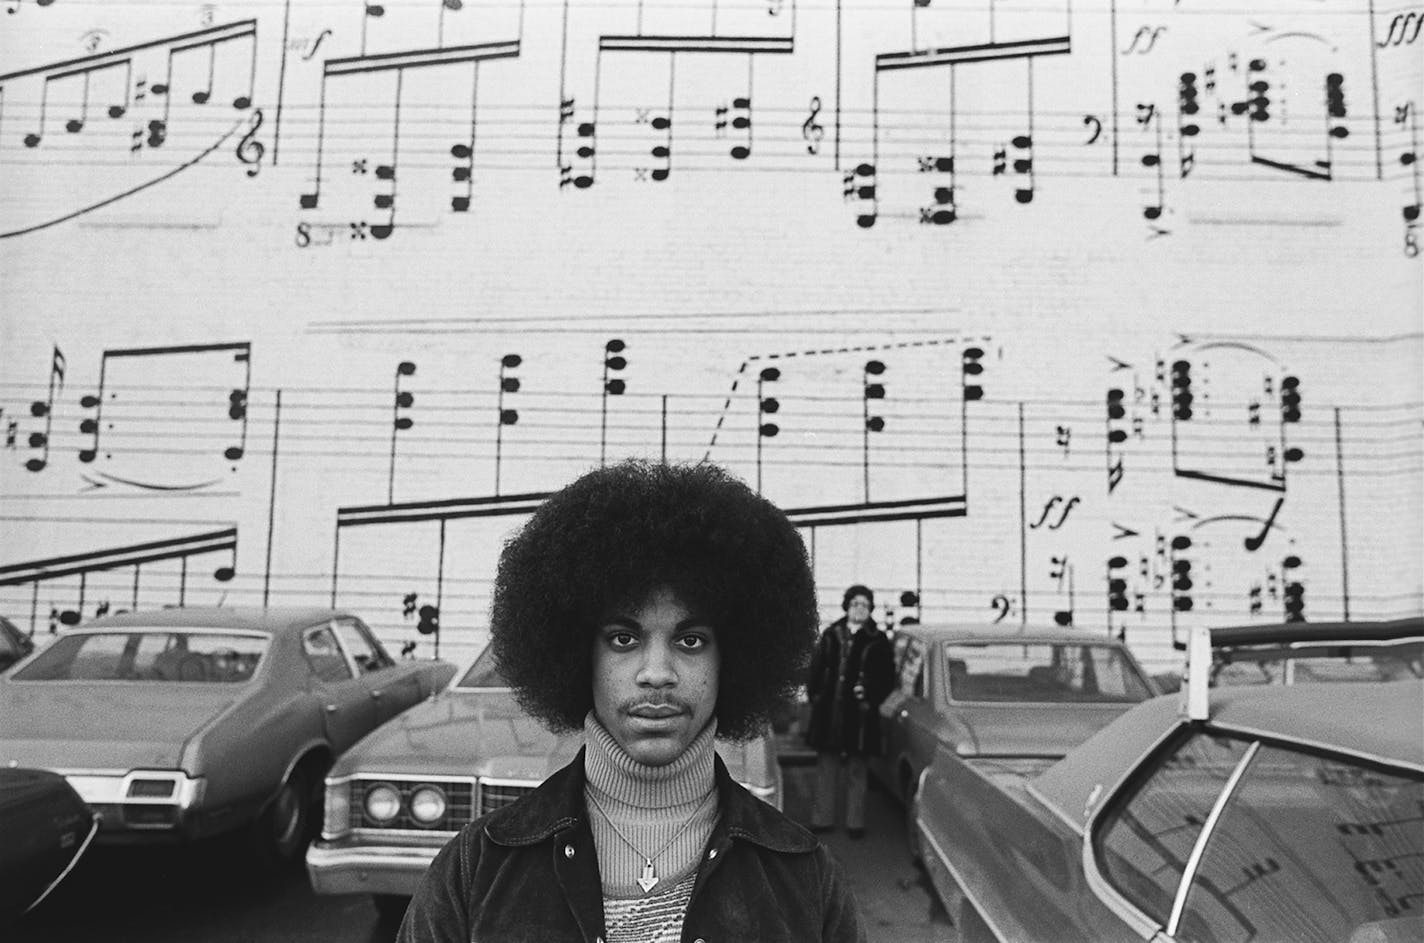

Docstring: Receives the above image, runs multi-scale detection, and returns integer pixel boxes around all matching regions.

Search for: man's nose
[636,643,677,686]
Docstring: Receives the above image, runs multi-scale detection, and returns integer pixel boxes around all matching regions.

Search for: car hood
[332,688,579,779]
[953,701,1138,757]
[0,682,243,771]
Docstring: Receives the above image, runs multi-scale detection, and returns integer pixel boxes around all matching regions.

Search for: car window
[11,631,266,682]
[1213,642,1424,687]
[1094,732,1250,923]
[456,645,509,688]
[332,618,394,674]
[0,621,19,658]
[303,626,353,682]
[1175,743,1424,943]
[943,642,1153,703]
[898,639,925,698]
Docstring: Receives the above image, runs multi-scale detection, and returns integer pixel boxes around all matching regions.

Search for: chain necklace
[585,788,717,894]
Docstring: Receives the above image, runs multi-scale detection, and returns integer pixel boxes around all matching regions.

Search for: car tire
[251,767,309,868]
[373,894,411,926]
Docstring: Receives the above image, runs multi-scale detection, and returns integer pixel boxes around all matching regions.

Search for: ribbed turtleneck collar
[583,711,717,809]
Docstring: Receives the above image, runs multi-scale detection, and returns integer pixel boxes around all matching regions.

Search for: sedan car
[0,615,35,673]
[915,624,1424,943]
[0,607,455,865]
[306,643,784,923]
[0,767,97,922]
[1209,616,1423,686]
[871,624,1157,853]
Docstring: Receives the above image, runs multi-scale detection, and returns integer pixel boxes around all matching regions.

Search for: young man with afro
[399,460,867,943]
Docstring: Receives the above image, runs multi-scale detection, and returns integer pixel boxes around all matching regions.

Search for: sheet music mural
[0,0,1419,669]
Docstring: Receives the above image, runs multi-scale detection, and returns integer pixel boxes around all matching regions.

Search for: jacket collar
[485,746,818,855]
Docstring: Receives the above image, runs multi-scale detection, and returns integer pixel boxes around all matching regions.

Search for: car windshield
[1213,640,1423,686]
[11,631,267,683]
[455,646,509,689]
[944,641,1153,703]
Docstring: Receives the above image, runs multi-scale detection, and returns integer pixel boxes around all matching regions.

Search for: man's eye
[676,635,709,651]
[606,632,637,649]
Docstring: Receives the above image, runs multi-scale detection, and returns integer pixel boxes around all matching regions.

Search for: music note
[25,346,65,472]
[729,95,752,160]
[191,43,215,104]
[389,360,416,502]
[1141,107,1166,220]
[64,71,90,133]
[1011,133,1034,203]
[962,347,984,401]
[920,155,955,225]
[78,342,252,466]
[651,112,672,181]
[843,162,877,228]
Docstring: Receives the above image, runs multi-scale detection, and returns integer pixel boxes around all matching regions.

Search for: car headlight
[364,783,402,824]
[323,781,350,838]
[409,785,447,824]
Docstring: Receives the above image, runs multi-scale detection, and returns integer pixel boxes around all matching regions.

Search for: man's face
[846,594,872,627]
[591,585,720,767]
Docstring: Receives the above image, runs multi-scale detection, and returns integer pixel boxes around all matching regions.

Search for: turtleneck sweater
[582,711,719,900]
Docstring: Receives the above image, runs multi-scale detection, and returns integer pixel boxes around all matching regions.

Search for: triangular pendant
[636,860,659,893]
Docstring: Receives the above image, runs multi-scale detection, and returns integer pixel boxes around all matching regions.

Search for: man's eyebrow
[598,616,714,632]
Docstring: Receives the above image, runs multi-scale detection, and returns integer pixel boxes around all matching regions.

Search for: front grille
[479,780,536,815]
[349,779,476,831]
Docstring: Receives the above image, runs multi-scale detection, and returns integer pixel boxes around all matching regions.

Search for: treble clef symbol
[801,96,824,155]
[236,108,264,178]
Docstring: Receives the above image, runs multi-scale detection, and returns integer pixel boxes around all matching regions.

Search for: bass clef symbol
[236,108,265,178]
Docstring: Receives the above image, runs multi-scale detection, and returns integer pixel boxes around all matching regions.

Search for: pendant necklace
[585,788,717,894]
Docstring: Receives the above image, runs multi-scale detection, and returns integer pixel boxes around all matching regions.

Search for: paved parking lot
[10,746,950,943]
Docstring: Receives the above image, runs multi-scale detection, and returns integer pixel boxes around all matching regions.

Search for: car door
[885,637,938,799]
[330,617,417,724]
[300,623,376,753]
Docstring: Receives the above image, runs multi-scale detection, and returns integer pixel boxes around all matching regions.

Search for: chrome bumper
[305,840,443,897]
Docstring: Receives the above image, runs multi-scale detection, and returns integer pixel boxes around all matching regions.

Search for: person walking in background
[805,584,895,839]
[399,460,866,943]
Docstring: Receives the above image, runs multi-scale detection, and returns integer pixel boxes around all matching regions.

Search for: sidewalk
[775,729,952,943]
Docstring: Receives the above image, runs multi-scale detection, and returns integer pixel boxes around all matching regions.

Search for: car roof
[893,623,1130,646]
[70,606,354,636]
[1211,616,1422,647]
[1031,680,1424,831]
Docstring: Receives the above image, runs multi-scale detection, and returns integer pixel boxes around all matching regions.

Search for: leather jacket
[398,748,867,943]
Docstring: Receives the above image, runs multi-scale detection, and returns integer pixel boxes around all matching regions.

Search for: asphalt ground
[8,745,952,943]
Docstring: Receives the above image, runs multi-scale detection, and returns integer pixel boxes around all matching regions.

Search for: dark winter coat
[397,749,866,943]
[804,618,895,756]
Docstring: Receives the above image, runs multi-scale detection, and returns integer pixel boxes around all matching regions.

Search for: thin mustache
[623,696,691,713]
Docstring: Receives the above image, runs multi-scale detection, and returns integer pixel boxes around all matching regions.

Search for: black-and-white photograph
[1,1,1421,940]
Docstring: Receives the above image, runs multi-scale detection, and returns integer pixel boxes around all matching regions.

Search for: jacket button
[707,848,717,859]
[564,844,575,858]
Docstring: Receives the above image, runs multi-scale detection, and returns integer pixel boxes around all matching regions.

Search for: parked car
[0,615,35,673]
[871,624,1157,856]
[1209,616,1423,686]
[0,767,98,922]
[915,624,1424,943]
[0,607,456,865]
[306,643,784,923]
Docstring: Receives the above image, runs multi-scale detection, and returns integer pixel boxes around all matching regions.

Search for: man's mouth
[628,704,684,719]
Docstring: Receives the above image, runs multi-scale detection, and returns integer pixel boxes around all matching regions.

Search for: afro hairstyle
[488,459,818,741]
